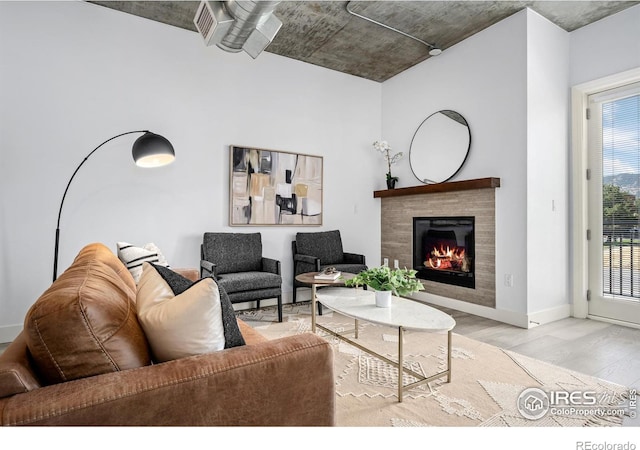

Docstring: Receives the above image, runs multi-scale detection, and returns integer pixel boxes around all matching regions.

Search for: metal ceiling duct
[194,1,282,59]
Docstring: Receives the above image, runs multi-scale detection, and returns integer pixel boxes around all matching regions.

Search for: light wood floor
[432,306,640,427]
[437,307,640,388]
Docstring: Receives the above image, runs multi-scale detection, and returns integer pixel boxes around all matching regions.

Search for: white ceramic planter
[374,290,392,308]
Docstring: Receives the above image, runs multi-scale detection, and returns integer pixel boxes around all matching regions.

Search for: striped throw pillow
[117,242,170,284]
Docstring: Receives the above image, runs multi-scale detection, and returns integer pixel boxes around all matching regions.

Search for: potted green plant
[344,266,424,307]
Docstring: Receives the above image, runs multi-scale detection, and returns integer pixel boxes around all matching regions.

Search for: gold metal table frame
[312,288,454,403]
[294,271,356,322]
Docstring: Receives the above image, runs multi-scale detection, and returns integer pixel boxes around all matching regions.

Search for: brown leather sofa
[0,243,335,426]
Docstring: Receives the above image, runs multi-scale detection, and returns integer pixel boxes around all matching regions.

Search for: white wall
[0,1,382,339]
[570,4,640,86]
[382,10,530,319]
[525,10,570,315]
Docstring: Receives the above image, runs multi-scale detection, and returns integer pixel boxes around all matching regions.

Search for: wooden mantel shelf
[373,177,500,198]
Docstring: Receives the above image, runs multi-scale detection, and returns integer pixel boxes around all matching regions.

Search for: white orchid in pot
[373,140,403,189]
[344,266,424,307]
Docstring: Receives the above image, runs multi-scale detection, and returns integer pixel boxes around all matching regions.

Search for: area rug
[236,303,631,427]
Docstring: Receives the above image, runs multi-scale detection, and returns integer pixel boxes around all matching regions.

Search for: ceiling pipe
[194,1,282,59]
[345,1,442,56]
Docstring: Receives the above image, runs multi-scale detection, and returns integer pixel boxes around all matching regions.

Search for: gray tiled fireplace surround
[380,187,496,308]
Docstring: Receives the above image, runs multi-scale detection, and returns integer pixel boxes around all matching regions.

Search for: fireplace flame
[425,245,470,272]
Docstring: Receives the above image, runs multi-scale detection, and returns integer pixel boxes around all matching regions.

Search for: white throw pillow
[136,262,225,363]
[117,242,170,284]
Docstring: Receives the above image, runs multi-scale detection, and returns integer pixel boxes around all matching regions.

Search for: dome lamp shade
[132,132,176,168]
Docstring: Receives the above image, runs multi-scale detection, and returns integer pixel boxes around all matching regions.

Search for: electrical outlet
[504,274,513,287]
[394,259,399,269]
[383,258,389,267]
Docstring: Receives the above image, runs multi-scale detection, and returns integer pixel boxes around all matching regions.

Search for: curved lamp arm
[53,130,175,281]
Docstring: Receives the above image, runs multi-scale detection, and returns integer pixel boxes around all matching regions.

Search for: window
[589,82,640,299]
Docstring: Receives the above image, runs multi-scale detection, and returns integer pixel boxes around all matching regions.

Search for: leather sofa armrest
[0,333,334,426]
[343,252,366,265]
[261,257,281,275]
[0,333,41,398]
[172,268,200,282]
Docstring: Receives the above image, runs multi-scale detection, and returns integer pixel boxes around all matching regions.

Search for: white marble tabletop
[315,287,456,332]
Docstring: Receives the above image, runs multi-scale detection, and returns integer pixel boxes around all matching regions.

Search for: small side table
[295,272,356,332]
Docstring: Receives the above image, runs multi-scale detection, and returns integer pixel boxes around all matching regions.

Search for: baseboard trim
[587,314,640,330]
[527,304,572,327]
[0,324,22,344]
[408,292,531,328]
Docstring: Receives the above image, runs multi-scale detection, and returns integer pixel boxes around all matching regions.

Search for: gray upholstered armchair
[292,230,367,305]
[201,232,283,322]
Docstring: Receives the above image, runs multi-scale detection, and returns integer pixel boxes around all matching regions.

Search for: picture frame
[229,145,323,226]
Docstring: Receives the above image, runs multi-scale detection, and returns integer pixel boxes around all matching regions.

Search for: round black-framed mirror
[409,110,471,184]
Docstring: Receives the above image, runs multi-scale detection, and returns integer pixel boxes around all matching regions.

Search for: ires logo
[549,391,598,405]
[517,388,550,420]
[517,388,626,420]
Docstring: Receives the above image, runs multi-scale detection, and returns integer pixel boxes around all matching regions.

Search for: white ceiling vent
[194,1,282,59]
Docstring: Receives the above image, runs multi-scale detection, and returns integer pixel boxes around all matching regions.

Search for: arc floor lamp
[53,130,175,281]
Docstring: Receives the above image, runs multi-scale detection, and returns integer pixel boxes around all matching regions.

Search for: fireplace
[413,217,475,289]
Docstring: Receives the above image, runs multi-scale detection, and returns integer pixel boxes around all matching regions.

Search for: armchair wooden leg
[315,285,323,316]
[292,286,297,303]
[277,295,283,322]
[257,300,261,310]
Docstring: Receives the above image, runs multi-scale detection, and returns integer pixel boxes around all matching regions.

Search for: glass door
[587,82,640,326]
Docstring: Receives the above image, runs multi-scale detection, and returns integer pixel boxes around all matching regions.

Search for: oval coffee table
[315,287,456,403]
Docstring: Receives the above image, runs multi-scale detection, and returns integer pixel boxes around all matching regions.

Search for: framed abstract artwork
[229,145,323,226]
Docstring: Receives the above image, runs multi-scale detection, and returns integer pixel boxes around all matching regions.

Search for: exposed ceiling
[89,1,639,82]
